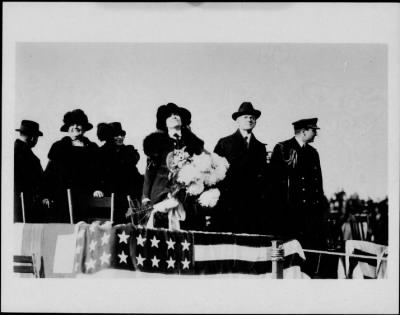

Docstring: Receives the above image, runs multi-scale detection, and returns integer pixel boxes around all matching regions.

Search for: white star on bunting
[166,238,176,250]
[101,233,110,245]
[118,250,128,264]
[136,253,146,266]
[136,234,146,247]
[100,251,111,265]
[89,223,98,233]
[166,257,176,269]
[118,231,130,244]
[85,258,96,271]
[151,255,160,268]
[181,239,191,251]
[181,258,190,270]
[89,240,97,252]
[150,235,160,248]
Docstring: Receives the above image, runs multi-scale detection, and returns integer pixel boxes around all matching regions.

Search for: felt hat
[156,103,187,131]
[109,122,126,136]
[16,120,43,136]
[60,109,93,132]
[232,102,261,120]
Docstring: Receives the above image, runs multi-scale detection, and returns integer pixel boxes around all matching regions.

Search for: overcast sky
[15,43,387,200]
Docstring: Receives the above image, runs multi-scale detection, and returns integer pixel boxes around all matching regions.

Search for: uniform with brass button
[269,118,327,277]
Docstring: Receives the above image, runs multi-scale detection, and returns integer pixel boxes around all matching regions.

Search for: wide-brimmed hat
[292,117,320,130]
[156,103,187,131]
[109,122,126,136]
[232,102,261,120]
[60,109,93,132]
[180,107,192,126]
[15,120,43,136]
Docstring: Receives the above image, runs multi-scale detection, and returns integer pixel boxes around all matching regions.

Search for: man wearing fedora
[212,102,268,234]
[270,118,328,277]
[14,120,44,222]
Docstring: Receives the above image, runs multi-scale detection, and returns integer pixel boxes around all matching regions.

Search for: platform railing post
[271,240,284,279]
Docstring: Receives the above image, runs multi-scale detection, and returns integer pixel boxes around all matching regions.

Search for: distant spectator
[369,198,388,245]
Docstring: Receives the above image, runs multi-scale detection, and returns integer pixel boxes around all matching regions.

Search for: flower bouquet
[147,148,229,230]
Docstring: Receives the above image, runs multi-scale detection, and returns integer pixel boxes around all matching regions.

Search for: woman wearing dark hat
[142,103,206,231]
[93,122,143,223]
[41,109,99,223]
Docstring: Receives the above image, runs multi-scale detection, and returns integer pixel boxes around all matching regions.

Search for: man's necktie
[245,135,250,149]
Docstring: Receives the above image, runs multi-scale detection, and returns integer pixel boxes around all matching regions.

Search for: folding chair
[86,193,115,224]
[20,192,26,223]
[13,253,44,278]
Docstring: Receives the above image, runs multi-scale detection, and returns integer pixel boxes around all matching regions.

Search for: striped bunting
[74,222,308,278]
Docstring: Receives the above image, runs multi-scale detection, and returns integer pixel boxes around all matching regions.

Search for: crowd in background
[326,191,388,247]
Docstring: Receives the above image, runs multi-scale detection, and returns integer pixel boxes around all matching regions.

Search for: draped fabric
[341,240,388,279]
[14,223,79,278]
[73,223,308,278]
[13,223,309,279]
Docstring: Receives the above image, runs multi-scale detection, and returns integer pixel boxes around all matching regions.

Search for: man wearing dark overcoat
[270,118,327,277]
[212,102,268,234]
[14,120,44,222]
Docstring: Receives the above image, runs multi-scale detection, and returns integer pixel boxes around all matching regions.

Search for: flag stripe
[193,230,273,247]
[194,244,272,262]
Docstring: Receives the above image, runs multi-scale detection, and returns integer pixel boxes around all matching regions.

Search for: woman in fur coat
[142,103,206,231]
[93,122,143,223]
[41,109,99,223]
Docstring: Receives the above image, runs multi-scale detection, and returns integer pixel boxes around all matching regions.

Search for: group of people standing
[14,102,328,276]
[14,109,143,224]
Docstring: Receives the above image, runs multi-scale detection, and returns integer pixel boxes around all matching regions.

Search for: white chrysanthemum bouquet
[166,148,229,207]
[146,148,229,230]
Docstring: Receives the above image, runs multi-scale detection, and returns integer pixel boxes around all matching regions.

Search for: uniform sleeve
[270,143,286,181]
[315,151,324,197]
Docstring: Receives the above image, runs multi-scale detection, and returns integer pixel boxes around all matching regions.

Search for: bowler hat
[232,102,261,120]
[16,120,43,136]
[109,122,126,137]
[292,117,320,130]
[60,109,93,132]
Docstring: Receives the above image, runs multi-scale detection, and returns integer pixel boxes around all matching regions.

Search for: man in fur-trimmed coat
[212,102,268,235]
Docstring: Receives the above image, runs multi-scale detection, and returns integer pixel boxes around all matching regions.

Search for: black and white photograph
[2,3,399,314]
